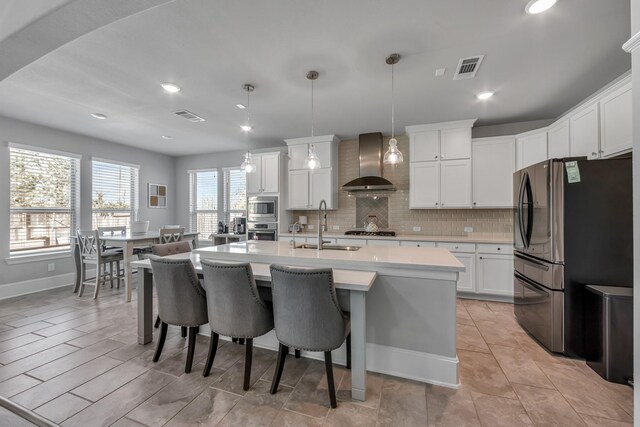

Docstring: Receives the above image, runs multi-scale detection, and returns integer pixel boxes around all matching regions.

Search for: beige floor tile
[12,356,121,409]
[71,358,151,402]
[489,344,555,389]
[126,364,226,426]
[152,334,211,377]
[217,379,293,427]
[6,307,78,328]
[513,383,587,427]
[0,374,41,397]
[164,387,241,427]
[34,392,91,424]
[336,371,383,409]
[538,363,632,422]
[474,320,522,348]
[579,414,633,426]
[110,417,148,427]
[283,360,346,419]
[456,304,475,326]
[464,301,497,322]
[457,323,491,353]
[485,301,516,315]
[0,333,43,353]
[0,322,55,343]
[471,391,533,426]
[425,385,480,427]
[261,353,312,388]
[324,401,378,426]
[571,360,634,417]
[0,344,78,383]
[0,329,85,365]
[458,350,516,399]
[62,370,176,427]
[270,409,323,427]
[377,376,428,426]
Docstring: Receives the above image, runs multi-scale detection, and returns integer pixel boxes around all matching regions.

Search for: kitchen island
[194,240,464,394]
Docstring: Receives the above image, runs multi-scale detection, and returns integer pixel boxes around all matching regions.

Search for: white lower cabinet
[476,253,514,297]
[399,241,437,247]
[454,253,475,293]
[336,238,363,247]
[366,239,400,247]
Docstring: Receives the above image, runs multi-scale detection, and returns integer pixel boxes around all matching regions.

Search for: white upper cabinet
[441,127,472,160]
[440,160,471,208]
[284,135,339,210]
[246,152,281,194]
[547,119,571,159]
[516,128,548,170]
[472,137,515,208]
[570,102,600,160]
[599,79,632,157]
[409,162,440,208]
[410,130,440,162]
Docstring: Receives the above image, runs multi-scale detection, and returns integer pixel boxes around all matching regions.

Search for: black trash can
[584,285,633,385]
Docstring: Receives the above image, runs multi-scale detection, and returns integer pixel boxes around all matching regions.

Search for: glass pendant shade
[383,138,404,165]
[305,144,321,169]
[241,151,256,173]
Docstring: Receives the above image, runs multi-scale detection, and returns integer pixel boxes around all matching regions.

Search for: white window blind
[224,168,247,223]
[9,146,79,255]
[189,170,218,236]
[92,159,139,229]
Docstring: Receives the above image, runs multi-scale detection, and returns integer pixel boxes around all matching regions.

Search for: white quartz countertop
[195,241,464,273]
[278,232,513,244]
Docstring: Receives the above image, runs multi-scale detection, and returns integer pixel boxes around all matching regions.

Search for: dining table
[130,252,376,401]
[72,231,199,302]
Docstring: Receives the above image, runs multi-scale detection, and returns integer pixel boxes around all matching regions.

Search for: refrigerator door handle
[523,172,534,248]
[515,252,550,271]
[517,174,527,248]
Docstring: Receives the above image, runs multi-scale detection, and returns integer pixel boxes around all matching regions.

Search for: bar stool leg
[295,349,301,358]
[181,327,187,338]
[153,322,168,362]
[154,315,161,328]
[324,351,337,408]
[270,343,288,394]
[203,332,219,377]
[185,327,197,373]
[243,338,253,391]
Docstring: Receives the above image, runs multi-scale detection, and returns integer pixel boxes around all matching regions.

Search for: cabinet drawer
[400,241,436,248]
[477,244,513,254]
[436,242,475,253]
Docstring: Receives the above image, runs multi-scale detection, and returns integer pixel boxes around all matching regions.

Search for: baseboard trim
[0,272,76,301]
[457,293,514,303]
[215,331,459,388]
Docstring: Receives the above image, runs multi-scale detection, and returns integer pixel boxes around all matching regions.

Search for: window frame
[188,168,219,238]
[222,167,247,224]
[91,157,140,231]
[7,142,81,260]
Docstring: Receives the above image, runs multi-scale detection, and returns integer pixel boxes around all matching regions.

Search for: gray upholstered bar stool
[200,260,274,391]
[269,265,351,408]
[151,241,193,337]
[149,256,208,373]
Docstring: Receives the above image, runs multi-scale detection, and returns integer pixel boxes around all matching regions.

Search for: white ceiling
[0,0,631,156]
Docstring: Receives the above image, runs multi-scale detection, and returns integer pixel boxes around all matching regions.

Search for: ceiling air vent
[453,55,485,80]
[174,110,206,122]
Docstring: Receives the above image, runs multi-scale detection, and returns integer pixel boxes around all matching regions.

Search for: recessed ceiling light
[161,135,174,140]
[525,0,557,14]
[477,91,494,100]
[236,104,246,109]
[91,113,107,120]
[161,83,181,93]
[240,125,252,132]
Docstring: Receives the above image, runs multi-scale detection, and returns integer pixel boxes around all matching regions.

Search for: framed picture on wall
[148,183,167,208]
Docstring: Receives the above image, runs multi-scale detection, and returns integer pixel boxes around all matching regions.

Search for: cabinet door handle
[591,152,598,157]
[473,202,477,206]
[435,202,439,206]
[599,150,604,154]
[479,256,483,260]
[441,155,445,159]
[497,247,501,251]
[434,155,438,159]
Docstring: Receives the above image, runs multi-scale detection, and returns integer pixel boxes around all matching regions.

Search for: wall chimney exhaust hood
[341,132,395,192]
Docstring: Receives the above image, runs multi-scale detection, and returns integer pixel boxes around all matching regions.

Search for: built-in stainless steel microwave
[247,196,277,222]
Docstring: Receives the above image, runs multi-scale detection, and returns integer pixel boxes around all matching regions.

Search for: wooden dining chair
[159,227,185,244]
[76,230,125,299]
[98,226,126,287]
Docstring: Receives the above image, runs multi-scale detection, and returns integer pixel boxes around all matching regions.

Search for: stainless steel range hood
[341,132,395,192]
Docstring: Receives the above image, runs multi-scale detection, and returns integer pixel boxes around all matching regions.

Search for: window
[9,145,79,255]
[223,168,246,223]
[189,170,218,236]
[92,159,139,229]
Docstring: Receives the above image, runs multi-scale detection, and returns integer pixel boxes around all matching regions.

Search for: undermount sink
[294,243,361,251]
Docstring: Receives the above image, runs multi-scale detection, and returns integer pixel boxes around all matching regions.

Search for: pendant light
[304,70,321,170]
[240,84,256,173]
[383,53,404,165]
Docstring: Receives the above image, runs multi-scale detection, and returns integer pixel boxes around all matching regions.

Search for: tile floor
[0,284,633,426]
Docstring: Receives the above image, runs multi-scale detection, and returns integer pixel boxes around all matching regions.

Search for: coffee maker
[233,217,247,234]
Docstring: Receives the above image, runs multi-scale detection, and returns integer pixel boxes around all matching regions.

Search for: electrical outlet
[307,224,315,230]
[47,263,55,272]
[413,226,421,232]
[464,226,473,233]
[332,225,340,230]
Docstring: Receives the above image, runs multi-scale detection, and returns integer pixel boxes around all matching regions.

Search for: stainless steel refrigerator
[513,157,632,356]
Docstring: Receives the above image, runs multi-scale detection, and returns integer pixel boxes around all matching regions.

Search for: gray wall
[0,115,177,287]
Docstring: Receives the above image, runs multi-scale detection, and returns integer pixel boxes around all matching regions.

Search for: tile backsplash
[292,135,513,238]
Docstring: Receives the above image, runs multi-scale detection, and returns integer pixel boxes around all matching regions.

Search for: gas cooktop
[344,230,396,237]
